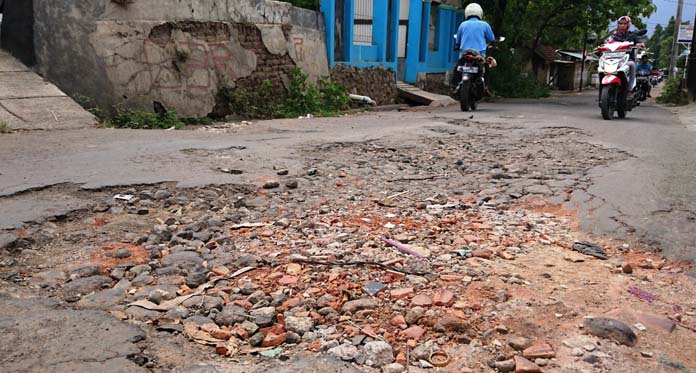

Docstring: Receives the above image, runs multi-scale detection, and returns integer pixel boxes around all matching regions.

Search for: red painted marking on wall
[293,37,305,62]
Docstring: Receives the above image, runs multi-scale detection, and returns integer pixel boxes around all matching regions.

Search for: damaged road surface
[1,91,696,372]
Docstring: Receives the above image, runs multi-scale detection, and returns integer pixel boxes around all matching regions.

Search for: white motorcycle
[595,29,647,120]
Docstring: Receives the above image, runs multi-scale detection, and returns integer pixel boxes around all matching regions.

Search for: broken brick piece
[400,325,426,341]
[279,275,298,286]
[472,248,494,259]
[514,355,541,372]
[433,289,455,307]
[523,342,555,359]
[391,314,407,326]
[261,332,287,347]
[390,288,414,299]
[410,294,433,307]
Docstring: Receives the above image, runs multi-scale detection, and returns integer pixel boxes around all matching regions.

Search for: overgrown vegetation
[75,95,108,122]
[647,17,691,70]
[286,0,318,10]
[656,78,690,106]
[217,80,277,120]
[472,0,655,51]
[463,0,656,97]
[489,48,550,98]
[111,106,184,129]
[278,69,351,118]
[175,47,191,63]
[74,68,349,125]
[75,95,196,129]
[0,120,13,134]
[217,67,350,119]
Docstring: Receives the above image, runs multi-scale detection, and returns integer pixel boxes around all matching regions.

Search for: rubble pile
[8,124,696,371]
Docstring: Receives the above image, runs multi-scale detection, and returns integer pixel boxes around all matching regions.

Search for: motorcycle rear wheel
[459,82,471,112]
[600,86,616,120]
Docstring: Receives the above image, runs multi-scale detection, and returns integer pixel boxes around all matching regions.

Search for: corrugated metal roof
[535,45,561,62]
[557,50,597,61]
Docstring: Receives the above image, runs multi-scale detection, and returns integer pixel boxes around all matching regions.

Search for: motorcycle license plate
[457,66,479,73]
[602,52,626,58]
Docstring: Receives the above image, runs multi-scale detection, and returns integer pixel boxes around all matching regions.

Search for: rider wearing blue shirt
[455,4,495,57]
[636,55,652,74]
[636,54,653,97]
[451,3,495,91]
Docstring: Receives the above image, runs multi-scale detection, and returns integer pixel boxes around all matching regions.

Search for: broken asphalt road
[1,90,695,263]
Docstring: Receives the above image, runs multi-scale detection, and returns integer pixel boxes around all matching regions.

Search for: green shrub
[0,120,12,134]
[286,0,318,10]
[277,68,350,118]
[181,116,214,126]
[489,48,550,98]
[76,96,194,129]
[217,80,278,119]
[278,68,323,117]
[217,68,350,119]
[318,76,352,112]
[111,106,184,129]
[74,95,108,122]
[656,78,690,106]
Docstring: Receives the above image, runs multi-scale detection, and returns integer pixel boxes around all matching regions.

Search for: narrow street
[2,90,696,372]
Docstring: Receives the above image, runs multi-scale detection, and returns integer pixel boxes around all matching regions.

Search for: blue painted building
[320,0,464,84]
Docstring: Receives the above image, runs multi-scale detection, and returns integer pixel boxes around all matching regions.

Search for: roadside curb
[648,84,696,131]
[654,100,696,131]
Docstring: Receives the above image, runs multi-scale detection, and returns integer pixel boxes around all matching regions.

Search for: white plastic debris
[113,194,134,202]
[349,94,377,106]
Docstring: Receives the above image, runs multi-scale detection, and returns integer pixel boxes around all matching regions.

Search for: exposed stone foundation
[330,65,398,106]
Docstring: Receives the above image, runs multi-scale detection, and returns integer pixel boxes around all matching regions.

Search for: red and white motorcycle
[595,29,647,120]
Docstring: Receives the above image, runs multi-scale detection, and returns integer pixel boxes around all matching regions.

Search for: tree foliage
[474,0,655,50]
[647,17,691,69]
[285,0,318,10]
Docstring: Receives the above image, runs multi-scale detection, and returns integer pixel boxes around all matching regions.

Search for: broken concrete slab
[397,81,456,107]
[0,54,30,72]
[0,295,146,372]
[0,71,66,99]
[0,51,95,130]
[0,97,95,130]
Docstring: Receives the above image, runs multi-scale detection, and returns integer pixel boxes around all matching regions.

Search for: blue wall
[321,0,462,83]
[321,0,399,72]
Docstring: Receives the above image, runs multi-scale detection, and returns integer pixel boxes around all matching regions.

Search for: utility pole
[669,0,684,79]
[579,27,588,92]
[687,11,696,100]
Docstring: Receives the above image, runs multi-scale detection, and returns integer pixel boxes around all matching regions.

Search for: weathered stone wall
[27,0,329,117]
[330,65,398,106]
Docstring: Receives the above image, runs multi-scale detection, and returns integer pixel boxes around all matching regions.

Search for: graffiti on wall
[293,37,305,62]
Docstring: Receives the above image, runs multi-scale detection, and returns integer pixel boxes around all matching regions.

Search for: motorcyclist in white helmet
[451,3,496,92]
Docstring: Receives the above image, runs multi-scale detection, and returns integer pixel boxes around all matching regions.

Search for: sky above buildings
[645,0,696,35]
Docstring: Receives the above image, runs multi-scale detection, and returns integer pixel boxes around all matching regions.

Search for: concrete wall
[29,0,329,117]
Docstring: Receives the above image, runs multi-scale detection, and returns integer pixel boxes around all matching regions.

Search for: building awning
[557,50,597,62]
[535,45,561,62]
